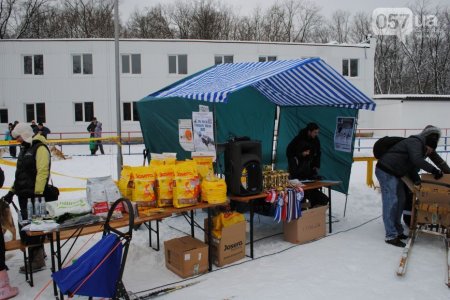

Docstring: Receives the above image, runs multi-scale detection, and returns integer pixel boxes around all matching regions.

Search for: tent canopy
[148,58,375,110]
[138,58,376,194]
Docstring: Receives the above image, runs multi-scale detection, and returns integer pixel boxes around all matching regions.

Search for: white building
[0,39,375,135]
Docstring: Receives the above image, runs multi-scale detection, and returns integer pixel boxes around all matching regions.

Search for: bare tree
[328,10,351,43]
[124,4,173,38]
[0,0,50,38]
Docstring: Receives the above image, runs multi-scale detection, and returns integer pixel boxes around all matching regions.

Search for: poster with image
[192,111,215,152]
[178,119,194,151]
[334,117,355,152]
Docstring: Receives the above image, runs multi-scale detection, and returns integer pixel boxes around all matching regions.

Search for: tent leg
[343,194,349,217]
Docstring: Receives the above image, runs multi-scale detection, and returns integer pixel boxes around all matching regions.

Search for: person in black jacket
[287,122,321,178]
[87,117,97,155]
[286,123,328,207]
[375,125,444,247]
[402,125,450,226]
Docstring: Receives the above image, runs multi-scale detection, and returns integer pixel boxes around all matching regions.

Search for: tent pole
[114,0,123,179]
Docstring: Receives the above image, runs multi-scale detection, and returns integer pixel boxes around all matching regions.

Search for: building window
[123,102,139,121]
[25,103,46,123]
[0,109,8,124]
[72,54,93,75]
[121,54,141,74]
[259,56,277,62]
[214,55,234,65]
[74,102,94,122]
[23,55,44,75]
[168,55,188,74]
[342,59,358,77]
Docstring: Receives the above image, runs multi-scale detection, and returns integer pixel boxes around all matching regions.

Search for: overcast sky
[120,0,447,21]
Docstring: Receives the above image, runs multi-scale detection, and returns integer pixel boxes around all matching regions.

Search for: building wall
[0,39,375,134]
[358,99,450,130]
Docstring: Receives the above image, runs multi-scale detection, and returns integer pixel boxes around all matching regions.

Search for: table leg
[250,200,254,259]
[156,221,160,251]
[328,187,332,233]
[207,207,212,271]
[148,221,152,248]
[190,210,195,238]
[56,231,64,300]
[49,234,58,297]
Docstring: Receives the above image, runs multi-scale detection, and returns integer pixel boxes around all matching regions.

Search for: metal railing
[354,128,450,154]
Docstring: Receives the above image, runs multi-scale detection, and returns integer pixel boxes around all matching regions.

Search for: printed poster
[178,119,194,151]
[192,111,215,151]
[334,117,355,152]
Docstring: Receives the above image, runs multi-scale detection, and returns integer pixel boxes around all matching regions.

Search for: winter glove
[2,191,14,204]
[433,169,444,180]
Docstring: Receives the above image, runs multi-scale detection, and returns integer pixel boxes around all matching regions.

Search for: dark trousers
[9,146,16,158]
[95,141,104,154]
[304,189,329,208]
[0,223,6,271]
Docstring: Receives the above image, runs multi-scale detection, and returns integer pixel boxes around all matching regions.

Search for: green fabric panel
[214,87,276,165]
[136,97,215,160]
[276,106,358,194]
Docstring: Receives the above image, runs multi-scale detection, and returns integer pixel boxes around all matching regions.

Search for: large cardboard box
[283,205,328,244]
[204,219,246,267]
[164,236,208,278]
[416,174,450,226]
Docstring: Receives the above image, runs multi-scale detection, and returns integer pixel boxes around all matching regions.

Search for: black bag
[373,136,405,159]
[44,184,60,202]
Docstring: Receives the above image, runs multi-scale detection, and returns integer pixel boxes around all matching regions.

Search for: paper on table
[28,220,60,232]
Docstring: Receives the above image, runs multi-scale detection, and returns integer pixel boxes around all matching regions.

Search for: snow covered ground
[2,144,450,300]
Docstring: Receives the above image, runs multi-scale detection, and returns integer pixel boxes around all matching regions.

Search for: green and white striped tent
[137,58,375,193]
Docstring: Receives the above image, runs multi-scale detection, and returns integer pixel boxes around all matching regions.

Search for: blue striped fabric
[149,58,376,110]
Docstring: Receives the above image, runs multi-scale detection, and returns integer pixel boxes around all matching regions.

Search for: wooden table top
[26,201,226,238]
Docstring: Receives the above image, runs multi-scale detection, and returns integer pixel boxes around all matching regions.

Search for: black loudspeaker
[224,140,263,196]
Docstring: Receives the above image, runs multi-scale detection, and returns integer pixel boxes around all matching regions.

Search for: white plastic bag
[46,198,91,217]
[86,176,121,204]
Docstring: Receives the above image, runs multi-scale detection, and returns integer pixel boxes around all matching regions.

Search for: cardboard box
[164,236,208,278]
[283,205,328,244]
[204,219,246,267]
[416,174,450,226]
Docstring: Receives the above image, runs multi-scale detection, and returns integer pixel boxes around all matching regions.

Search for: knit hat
[11,123,34,144]
[421,125,441,150]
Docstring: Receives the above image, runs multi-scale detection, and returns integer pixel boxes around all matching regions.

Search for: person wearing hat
[375,125,444,248]
[1,123,51,273]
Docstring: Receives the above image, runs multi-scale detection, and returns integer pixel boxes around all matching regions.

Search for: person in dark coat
[286,122,329,208]
[34,123,51,139]
[87,117,97,155]
[375,125,444,248]
[402,125,450,226]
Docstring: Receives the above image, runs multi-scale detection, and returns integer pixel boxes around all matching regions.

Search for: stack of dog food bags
[172,161,200,208]
[201,175,227,204]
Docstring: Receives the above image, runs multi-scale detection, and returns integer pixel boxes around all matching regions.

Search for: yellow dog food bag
[155,165,175,207]
[132,166,157,209]
[173,161,199,208]
[212,212,245,239]
[118,166,134,199]
[192,156,214,179]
